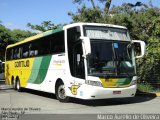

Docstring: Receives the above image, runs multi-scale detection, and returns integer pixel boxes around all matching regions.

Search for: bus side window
[50,31,65,54]
[13,48,17,59]
[10,49,13,60]
[17,47,22,59]
[29,44,35,57]
[22,45,29,58]
[28,40,41,57]
[35,50,39,56]
[39,38,50,55]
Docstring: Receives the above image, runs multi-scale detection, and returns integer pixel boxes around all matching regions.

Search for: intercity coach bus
[5,23,145,102]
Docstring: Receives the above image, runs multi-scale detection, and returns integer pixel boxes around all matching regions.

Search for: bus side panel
[35,54,67,93]
[26,55,52,91]
[5,58,34,87]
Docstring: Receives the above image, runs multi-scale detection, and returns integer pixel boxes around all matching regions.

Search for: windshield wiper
[111,43,134,77]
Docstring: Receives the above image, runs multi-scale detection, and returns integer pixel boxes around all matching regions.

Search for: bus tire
[12,77,16,90]
[56,82,70,102]
[15,78,22,92]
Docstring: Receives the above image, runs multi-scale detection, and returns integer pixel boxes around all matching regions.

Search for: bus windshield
[84,26,136,78]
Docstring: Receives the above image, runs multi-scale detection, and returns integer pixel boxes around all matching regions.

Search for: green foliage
[137,15,160,87]
[69,5,102,22]
[0,25,13,61]
[138,82,154,93]
[68,0,112,19]
[0,25,12,42]
[11,29,35,41]
[27,21,62,32]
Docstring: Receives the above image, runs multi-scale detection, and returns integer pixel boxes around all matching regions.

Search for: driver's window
[73,42,85,79]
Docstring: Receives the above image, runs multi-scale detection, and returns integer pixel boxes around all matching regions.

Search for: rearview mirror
[80,36,91,56]
[132,40,146,58]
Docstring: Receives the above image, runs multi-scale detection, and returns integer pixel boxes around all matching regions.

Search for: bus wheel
[56,83,70,102]
[15,79,22,92]
[12,78,16,90]
[13,81,16,90]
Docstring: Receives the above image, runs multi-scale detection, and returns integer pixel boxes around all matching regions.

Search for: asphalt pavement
[0,84,160,120]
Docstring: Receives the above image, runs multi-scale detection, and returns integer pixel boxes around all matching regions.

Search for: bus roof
[64,22,127,30]
[7,22,127,49]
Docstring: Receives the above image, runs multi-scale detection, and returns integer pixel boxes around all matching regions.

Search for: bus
[5,23,145,102]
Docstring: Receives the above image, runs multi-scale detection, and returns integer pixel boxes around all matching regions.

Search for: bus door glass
[67,26,85,86]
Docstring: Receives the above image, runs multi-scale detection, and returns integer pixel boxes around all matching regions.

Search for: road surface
[0,85,159,120]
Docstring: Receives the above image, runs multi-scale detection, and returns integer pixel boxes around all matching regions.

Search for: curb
[136,92,160,97]
[155,92,160,97]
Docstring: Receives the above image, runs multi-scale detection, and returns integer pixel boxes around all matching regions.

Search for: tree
[103,0,112,16]
[0,25,13,60]
[27,21,62,32]
[11,29,35,41]
[68,0,112,22]
[68,5,102,22]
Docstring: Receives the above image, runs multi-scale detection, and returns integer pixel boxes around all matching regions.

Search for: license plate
[113,91,121,94]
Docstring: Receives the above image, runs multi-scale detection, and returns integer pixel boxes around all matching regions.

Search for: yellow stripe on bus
[100,78,119,87]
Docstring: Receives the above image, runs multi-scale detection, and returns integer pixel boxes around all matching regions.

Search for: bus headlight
[130,80,137,86]
[86,80,103,87]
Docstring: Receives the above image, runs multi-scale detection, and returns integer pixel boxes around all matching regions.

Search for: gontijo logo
[15,60,30,68]
[69,85,80,95]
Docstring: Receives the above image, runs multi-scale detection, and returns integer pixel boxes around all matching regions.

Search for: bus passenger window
[11,49,14,60]
[30,50,35,57]
[17,48,22,59]
[41,38,50,55]
[35,50,39,56]
[22,45,29,58]
[29,44,36,57]
[50,31,65,54]
[14,49,18,59]
[23,52,29,58]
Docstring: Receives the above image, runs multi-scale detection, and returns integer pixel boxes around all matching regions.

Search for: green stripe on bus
[33,55,52,84]
[43,27,63,36]
[28,57,43,83]
[116,78,131,86]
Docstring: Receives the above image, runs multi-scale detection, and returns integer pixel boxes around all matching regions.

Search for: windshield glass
[84,26,136,78]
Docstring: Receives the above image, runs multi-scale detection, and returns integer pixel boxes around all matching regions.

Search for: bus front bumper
[77,84,137,100]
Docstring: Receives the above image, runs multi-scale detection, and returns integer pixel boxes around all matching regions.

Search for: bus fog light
[86,80,103,87]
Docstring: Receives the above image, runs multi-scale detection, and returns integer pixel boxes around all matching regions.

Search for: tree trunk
[103,0,112,16]
[90,0,96,9]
